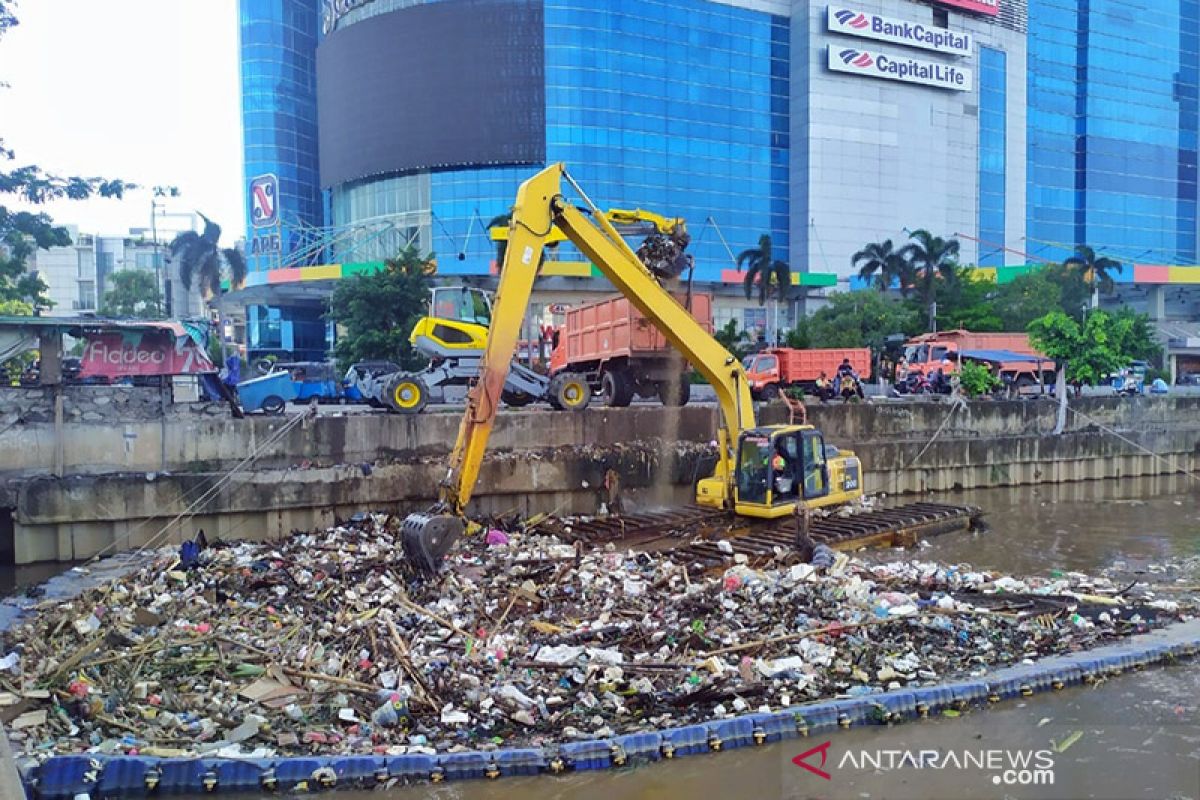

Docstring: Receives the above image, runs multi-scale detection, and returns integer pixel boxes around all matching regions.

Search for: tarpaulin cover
[959,349,1045,364]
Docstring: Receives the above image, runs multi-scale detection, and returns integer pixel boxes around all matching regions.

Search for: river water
[365,475,1200,800]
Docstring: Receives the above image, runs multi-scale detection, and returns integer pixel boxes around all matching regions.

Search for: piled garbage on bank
[1,514,1194,761]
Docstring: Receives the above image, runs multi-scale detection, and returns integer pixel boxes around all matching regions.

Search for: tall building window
[979,47,1007,267]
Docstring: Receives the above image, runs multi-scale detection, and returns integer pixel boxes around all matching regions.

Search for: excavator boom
[400,163,755,572]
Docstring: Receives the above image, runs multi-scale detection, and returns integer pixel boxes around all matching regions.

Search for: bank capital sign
[827,6,973,56]
[828,46,973,91]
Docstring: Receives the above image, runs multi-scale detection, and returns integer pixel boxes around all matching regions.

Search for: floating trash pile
[1,514,1194,762]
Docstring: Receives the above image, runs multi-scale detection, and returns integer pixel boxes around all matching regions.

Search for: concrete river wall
[1,395,1196,563]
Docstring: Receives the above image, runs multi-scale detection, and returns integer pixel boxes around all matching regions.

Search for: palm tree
[486,213,511,267]
[901,229,960,307]
[167,214,247,300]
[736,234,791,306]
[852,239,914,296]
[1063,245,1121,308]
[486,211,552,269]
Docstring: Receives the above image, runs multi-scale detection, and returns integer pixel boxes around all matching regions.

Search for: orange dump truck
[743,347,872,399]
[904,329,1054,388]
[549,293,712,407]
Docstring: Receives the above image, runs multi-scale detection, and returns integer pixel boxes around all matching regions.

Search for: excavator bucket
[400,512,464,574]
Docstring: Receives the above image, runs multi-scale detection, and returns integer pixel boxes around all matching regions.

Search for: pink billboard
[80,329,215,379]
[937,0,999,16]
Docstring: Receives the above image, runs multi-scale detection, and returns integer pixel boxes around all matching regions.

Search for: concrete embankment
[1,396,1196,563]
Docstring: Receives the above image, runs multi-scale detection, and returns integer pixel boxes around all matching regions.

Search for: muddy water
[366,476,1200,800]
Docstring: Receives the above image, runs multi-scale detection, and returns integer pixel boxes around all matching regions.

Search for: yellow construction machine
[400,164,863,572]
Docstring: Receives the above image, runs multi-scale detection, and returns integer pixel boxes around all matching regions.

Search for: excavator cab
[733,426,861,517]
[409,286,493,357]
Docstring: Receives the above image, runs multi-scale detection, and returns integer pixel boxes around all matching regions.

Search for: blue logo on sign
[834,9,870,28]
[838,48,874,67]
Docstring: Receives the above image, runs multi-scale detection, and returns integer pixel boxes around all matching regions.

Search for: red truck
[904,329,1054,388]
[743,347,872,399]
[548,293,713,407]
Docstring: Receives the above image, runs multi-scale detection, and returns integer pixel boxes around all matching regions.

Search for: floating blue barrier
[661,724,709,758]
[331,755,386,785]
[910,684,954,715]
[210,759,267,792]
[747,711,794,743]
[273,757,326,790]
[96,756,151,796]
[157,759,206,794]
[794,701,838,734]
[23,619,1200,795]
[950,679,989,707]
[559,739,612,771]
[876,691,916,722]
[495,748,546,776]
[34,755,100,799]
[438,751,490,781]
[709,715,756,750]
[828,698,869,728]
[386,753,436,781]
[612,732,662,763]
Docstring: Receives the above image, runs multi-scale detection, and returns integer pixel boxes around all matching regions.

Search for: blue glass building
[1026,0,1200,267]
[237,0,1200,362]
[239,0,327,360]
[323,0,789,288]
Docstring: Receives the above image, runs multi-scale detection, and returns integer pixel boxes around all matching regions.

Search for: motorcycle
[838,373,865,401]
[895,371,931,395]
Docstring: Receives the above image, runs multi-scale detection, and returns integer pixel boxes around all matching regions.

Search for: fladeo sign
[827,46,973,91]
[827,6,973,56]
[80,331,215,379]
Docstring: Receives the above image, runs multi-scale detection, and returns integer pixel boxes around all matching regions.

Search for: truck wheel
[501,389,535,408]
[760,383,780,400]
[601,369,634,407]
[549,373,591,411]
[657,377,691,406]
[261,395,286,415]
[386,375,429,414]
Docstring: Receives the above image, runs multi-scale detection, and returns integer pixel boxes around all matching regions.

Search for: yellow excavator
[400,164,863,572]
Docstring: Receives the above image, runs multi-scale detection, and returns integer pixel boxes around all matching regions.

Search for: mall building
[233,0,1200,362]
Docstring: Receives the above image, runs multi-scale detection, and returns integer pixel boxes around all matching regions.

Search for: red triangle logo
[792,740,833,780]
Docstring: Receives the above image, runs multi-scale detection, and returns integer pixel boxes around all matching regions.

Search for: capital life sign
[827,46,973,91]
[827,6,973,56]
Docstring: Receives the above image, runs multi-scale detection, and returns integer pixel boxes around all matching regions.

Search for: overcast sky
[0,0,243,240]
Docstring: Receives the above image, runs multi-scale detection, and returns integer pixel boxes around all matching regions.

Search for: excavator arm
[400,163,755,572]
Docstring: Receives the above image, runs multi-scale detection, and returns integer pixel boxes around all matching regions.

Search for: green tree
[168,214,247,301]
[0,2,134,309]
[901,229,961,308]
[737,234,790,305]
[852,239,913,296]
[714,318,753,360]
[958,360,1001,397]
[922,266,1003,332]
[802,291,921,354]
[990,267,1067,330]
[1063,245,1122,301]
[1027,310,1125,387]
[1107,306,1162,365]
[99,269,162,319]
[329,246,434,372]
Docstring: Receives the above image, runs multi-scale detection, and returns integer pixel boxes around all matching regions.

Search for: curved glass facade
[419,0,789,281]
[240,0,323,271]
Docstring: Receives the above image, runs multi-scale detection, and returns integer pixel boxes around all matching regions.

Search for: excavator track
[536,502,982,572]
